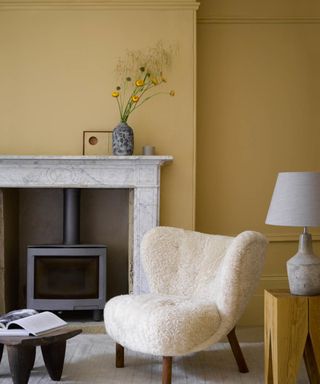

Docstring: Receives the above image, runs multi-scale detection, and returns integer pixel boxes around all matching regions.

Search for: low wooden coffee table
[0,327,82,384]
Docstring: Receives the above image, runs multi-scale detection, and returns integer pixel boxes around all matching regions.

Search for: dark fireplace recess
[27,188,106,321]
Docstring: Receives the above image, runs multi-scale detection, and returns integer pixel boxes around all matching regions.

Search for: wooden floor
[0,328,309,383]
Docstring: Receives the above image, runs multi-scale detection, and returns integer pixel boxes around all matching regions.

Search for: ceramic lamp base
[287,232,320,296]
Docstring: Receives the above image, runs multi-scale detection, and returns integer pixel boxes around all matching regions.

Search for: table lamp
[265,172,320,295]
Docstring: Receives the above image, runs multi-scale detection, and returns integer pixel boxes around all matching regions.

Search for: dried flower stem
[111,41,177,123]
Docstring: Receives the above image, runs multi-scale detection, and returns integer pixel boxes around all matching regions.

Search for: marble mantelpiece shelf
[0,155,172,188]
[0,155,173,295]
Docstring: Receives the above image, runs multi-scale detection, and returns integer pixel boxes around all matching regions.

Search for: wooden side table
[264,289,320,383]
[0,327,82,384]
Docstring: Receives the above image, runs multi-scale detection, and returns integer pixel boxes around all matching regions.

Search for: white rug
[0,333,308,383]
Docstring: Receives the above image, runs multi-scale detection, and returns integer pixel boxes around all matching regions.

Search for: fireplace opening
[26,188,107,320]
[34,255,99,300]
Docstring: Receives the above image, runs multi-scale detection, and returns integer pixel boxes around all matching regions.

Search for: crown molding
[197,16,320,25]
[0,0,200,11]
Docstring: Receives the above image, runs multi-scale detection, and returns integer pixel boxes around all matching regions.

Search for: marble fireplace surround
[0,155,172,300]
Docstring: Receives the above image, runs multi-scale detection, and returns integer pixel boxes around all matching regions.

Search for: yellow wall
[197,0,320,325]
[0,0,198,230]
[4,0,320,326]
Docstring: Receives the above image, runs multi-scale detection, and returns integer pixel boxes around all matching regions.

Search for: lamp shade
[266,172,320,227]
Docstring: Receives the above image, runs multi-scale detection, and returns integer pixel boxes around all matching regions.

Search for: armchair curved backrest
[141,227,268,334]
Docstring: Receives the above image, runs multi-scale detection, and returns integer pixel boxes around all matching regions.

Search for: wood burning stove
[27,189,106,320]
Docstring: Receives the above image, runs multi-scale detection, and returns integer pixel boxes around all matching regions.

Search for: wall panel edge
[197,16,320,24]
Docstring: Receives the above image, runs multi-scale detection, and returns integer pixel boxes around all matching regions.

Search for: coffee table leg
[0,344,3,364]
[41,340,66,381]
[7,345,36,384]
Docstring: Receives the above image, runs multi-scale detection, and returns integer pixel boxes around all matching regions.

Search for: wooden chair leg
[227,327,249,373]
[116,343,124,368]
[162,356,172,384]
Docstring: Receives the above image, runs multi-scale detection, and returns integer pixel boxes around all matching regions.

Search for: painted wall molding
[227,233,320,242]
[266,233,320,242]
[197,16,320,25]
[260,274,287,282]
[0,0,200,11]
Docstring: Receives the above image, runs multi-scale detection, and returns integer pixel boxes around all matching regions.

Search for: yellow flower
[169,90,175,96]
[112,91,120,97]
[135,79,144,87]
[131,95,140,102]
[151,78,158,85]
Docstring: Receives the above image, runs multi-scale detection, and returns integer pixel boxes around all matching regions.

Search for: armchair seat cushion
[104,293,221,356]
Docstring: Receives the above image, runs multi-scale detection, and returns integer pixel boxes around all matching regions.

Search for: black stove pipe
[63,188,80,245]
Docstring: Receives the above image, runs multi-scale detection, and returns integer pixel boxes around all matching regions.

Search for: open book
[0,309,67,336]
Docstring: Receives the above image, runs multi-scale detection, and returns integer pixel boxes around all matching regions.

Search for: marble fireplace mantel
[0,155,173,294]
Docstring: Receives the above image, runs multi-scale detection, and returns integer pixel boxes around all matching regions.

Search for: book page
[7,311,67,336]
[0,329,30,336]
[0,309,38,329]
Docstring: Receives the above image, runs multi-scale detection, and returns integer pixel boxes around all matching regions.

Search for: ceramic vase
[112,122,134,156]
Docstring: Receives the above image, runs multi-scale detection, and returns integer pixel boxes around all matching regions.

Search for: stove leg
[93,309,102,321]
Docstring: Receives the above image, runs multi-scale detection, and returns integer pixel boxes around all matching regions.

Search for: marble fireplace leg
[132,187,160,294]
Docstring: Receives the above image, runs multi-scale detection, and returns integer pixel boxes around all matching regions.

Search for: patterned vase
[112,122,134,156]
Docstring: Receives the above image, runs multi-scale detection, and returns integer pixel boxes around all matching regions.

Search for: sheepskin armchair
[104,227,268,383]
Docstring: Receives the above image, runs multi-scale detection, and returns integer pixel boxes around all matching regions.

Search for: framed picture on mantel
[83,130,112,155]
